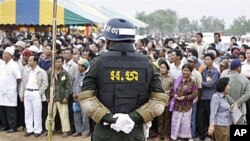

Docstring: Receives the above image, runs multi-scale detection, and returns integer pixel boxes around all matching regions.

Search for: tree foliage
[136,9,178,34]
[136,9,250,36]
[225,16,250,35]
[177,17,190,33]
[200,16,225,32]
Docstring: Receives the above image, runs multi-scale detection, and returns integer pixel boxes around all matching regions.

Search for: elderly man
[226,59,250,125]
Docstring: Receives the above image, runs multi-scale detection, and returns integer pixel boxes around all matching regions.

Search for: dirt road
[0,132,91,141]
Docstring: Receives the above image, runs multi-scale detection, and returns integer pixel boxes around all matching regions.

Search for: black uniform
[81,43,164,141]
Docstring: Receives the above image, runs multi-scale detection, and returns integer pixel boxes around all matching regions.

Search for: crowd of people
[0,30,250,141]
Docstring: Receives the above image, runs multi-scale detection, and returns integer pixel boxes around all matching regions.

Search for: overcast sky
[83,0,250,27]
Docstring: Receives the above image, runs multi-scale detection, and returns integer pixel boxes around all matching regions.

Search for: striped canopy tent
[58,0,108,24]
[60,0,148,28]
[0,0,93,25]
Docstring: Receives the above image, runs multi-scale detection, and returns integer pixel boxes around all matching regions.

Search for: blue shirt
[201,67,220,100]
[38,58,52,71]
[210,92,232,126]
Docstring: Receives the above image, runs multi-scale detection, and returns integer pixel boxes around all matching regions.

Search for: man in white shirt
[19,55,48,137]
[0,47,22,133]
[169,49,184,79]
[214,33,227,56]
[195,32,207,59]
[98,37,107,55]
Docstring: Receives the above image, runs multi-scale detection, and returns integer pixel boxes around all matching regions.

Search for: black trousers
[93,123,144,141]
[0,107,4,128]
[68,95,75,133]
[196,100,211,139]
[246,99,250,125]
[42,101,48,130]
[17,96,25,128]
[0,106,17,130]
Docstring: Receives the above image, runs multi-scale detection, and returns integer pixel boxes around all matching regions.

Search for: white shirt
[17,58,24,72]
[26,68,39,89]
[195,41,207,59]
[0,59,3,65]
[215,42,227,54]
[169,61,184,79]
[191,69,202,103]
[191,69,202,89]
[0,59,22,106]
[63,59,78,80]
[213,62,220,73]
[241,61,250,78]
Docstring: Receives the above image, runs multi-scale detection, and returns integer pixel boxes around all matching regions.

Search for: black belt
[26,89,39,91]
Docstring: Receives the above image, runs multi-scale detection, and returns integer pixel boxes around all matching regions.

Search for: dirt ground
[0,131,91,141]
[0,132,156,141]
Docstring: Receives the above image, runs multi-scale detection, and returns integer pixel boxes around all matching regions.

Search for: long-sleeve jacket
[73,71,88,96]
[19,65,48,98]
[210,92,232,126]
[46,69,72,102]
[201,67,220,100]
[63,59,79,86]
[225,71,250,115]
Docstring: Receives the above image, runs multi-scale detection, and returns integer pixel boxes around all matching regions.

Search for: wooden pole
[47,0,57,141]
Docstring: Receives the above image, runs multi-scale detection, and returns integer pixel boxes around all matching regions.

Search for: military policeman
[78,18,168,141]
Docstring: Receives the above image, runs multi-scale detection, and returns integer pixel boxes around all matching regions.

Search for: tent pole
[48,0,57,141]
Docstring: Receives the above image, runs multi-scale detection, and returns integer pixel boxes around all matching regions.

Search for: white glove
[111,113,135,134]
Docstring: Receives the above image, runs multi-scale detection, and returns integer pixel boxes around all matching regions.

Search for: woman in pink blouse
[170,64,198,140]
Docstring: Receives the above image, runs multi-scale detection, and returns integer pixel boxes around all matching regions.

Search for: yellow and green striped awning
[0,0,93,25]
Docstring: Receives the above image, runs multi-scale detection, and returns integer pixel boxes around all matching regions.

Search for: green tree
[135,9,250,36]
[200,16,225,32]
[136,9,178,34]
[135,12,149,24]
[226,16,250,35]
[177,17,190,33]
[189,20,199,32]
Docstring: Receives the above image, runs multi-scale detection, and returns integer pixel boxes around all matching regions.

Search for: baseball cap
[21,49,32,56]
[78,58,90,69]
[187,56,198,63]
[230,59,241,70]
